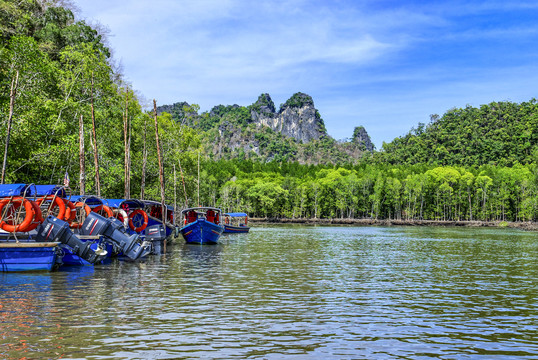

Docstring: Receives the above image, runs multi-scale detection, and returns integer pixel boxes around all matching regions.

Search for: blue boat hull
[180,219,224,244]
[223,224,250,234]
[0,242,60,272]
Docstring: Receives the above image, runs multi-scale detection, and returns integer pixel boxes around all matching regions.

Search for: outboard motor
[145,224,167,254]
[80,212,151,260]
[35,216,108,264]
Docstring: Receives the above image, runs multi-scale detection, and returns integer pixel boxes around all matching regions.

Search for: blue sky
[75,0,538,149]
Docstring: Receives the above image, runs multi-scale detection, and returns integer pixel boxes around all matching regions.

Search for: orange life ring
[25,200,44,231]
[0,197,35,233]
[64,200,76,222]
[36,195,66,221]
[92,205,114,218]
[129,209,148,232]
[69,202,92,229]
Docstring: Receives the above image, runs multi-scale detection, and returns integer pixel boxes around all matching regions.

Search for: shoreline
[248,218,538,231]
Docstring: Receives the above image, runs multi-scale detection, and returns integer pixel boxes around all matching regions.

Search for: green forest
[2,0,538,223]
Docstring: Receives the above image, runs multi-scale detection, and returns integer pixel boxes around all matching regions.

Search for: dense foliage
[379,101,538,166]
[0,0,197,201]
[197,159,538,222]
[2,1,538,224]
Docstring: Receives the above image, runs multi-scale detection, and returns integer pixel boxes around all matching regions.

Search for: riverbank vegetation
[197,160,538,222]
[2,1,538,224]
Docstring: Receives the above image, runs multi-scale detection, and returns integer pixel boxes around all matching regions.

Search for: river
[1,225,537,359]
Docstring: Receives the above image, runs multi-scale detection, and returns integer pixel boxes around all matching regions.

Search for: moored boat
[0,240,61,272]
[180,207,224,244]
[222,212,250,233]
[142,200,176,239]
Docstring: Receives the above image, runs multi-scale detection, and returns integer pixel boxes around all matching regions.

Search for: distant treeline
[199,160,538,222]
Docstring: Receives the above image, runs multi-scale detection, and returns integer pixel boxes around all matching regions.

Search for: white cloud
[76,0,538,146]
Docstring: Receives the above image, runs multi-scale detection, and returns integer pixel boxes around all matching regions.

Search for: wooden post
[1,70,18,184]
[197,151,200,206]
[173,164,177,226]
[90,72,100,196]
[79,114,86,195]
[140,116,147,200]
[123,90,130,199]
[178,158,188,207]
[153,99,166,225]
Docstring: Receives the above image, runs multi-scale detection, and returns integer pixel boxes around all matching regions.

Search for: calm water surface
[1,225,537,359]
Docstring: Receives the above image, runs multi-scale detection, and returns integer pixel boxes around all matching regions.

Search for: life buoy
[114,208,129,228]
[129,209,148,232]
[92,205,114,218]
[0,197,35,233]
[70,202,92,229]
[25,200,44,231]
[36,195,66,221]
[64,200,76,223]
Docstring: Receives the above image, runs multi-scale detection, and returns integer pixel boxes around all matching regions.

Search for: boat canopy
[118,199,145,211]
[224,212,248,217]
[181,207,222,214]
[70,195,104,206]
[34,185,66,197]
[143,200,174,211]
[105,199,125,208]
[0,184,32,197]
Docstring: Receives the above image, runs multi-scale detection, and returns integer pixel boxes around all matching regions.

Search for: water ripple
[1,226,538,359]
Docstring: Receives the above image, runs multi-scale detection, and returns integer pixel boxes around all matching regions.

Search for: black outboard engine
[35,216,108,264]
[80,212,151,260]
[145,224,167,254]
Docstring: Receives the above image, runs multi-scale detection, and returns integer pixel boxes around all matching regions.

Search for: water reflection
[0,226,537,359]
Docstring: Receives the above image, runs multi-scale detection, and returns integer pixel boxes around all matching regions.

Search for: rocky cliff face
[250,93,327,143]
[216,120,260,157]
[158,92,375,164]
[352,126,375,151]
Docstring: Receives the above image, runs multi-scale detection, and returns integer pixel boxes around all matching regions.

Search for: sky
[75,0,538,149]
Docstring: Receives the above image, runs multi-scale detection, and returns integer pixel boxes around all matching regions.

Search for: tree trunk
[173,164,177,225]
[153,100,166,225]
[79,114,86,195]
[90,72,101,196]
[197,151,200,206]
[140,116,147,200]
[1,70,19,184]
[123,91,130,199]
[178,158,188,207]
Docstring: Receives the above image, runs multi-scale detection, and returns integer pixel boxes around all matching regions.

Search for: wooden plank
[0,242,59,248]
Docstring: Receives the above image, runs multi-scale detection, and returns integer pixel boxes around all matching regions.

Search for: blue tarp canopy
[117,199,145,211]
[34,185,66,197]
[224,212,248,217]
[143,200,174,211]
[70,195,104,206]
[0,184,32,197]
[105,199,125,208]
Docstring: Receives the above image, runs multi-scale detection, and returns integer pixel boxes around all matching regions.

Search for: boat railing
[0,183,43,240]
